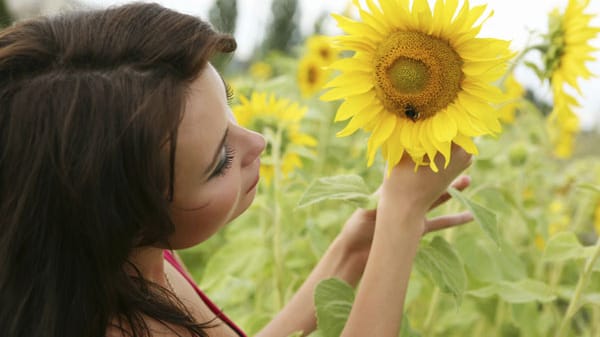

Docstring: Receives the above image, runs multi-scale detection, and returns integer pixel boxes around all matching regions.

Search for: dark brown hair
[0,3,235,336]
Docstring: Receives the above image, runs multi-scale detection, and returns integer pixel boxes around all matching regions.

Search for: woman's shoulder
[105,317,187,337]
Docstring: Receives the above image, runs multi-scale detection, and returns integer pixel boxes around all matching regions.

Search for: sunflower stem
[422,227,456,334]
[272,126,285,310]
[555,237,600,337]
[498,33,539,87]
[492,299,506,337]
[422,287,441,335]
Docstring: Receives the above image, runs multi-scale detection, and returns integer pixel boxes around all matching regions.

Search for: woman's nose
[241,128,265,167]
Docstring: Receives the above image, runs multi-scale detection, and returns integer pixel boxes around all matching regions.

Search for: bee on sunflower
[233,92,317,184]
[321,0,513,172]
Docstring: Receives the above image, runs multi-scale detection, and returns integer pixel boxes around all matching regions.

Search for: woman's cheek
[168,178,240,249]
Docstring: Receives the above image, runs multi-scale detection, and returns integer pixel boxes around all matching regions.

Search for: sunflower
[321,0,512,172]
[233,92,317,184]
[547,87,580,158]
[306,35,339,65]
[249,61,273,81]
[544,0,600,96]
[541,0,599,157]
[297,54,329,98]
[498,73,525,124]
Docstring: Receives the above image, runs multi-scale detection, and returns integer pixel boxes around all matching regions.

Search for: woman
[0,3,473,337]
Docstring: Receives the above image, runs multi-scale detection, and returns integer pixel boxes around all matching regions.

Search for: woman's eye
[225,83,235,106]
[210,144,235,178]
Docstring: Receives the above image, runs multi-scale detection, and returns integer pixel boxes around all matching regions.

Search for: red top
[163,250,247,337]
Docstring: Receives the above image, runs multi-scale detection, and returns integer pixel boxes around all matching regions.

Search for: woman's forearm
[340,200,423,337]
[255,234,367,337]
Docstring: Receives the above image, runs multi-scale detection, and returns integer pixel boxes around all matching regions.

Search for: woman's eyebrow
[204,127,229,176]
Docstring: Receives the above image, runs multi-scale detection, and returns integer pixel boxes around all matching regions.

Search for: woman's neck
[127,246,167,285]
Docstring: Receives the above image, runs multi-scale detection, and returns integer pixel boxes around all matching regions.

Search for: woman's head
[0,3,238,336]
[168,64,265,249]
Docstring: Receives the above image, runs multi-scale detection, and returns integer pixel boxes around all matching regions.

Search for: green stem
[555,238,600,337]
[594,306,600,337]
[272,127,285,309]
[422,228,456,335]
[314,100,333,177]
[422,287,441,335]
[492,300,505,337]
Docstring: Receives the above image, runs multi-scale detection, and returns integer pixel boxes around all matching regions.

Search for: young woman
[0,3,474,337]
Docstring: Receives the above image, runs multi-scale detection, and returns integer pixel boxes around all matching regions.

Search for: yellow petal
[367,113,397,166]
[336,108,380,137]
[432,110,458,142]
[453,133,479,155]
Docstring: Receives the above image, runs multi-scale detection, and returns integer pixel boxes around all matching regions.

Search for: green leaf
[297,174,373,209]
[467,279,556,303]
[448,188,500,246]
[577,183,600,195]
[314,278,355,337]
[523,60,545,81]
[455,234,526,283]
[399,314,421,337]
[543,232,586,262]
[414,236,467,304]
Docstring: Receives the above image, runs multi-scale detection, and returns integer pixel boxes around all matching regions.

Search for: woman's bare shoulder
[106,317,186,337]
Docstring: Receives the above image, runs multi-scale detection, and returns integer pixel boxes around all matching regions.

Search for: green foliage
[314,278,354,337]
[448,187,500,246]
[414,236,467,304]
[296,174,375,209]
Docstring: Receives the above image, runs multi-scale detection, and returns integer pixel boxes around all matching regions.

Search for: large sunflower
[233,92,317,184]
[321,0,513,171]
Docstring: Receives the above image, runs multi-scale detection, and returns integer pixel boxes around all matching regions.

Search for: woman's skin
[127,64,474,337]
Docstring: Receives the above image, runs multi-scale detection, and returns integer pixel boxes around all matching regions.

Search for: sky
[79,0,600,129]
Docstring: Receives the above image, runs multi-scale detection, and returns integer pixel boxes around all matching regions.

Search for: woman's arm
[256,147,472,337]
[340,146,472,337]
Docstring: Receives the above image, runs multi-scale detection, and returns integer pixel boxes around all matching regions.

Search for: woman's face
[168,64,265,249]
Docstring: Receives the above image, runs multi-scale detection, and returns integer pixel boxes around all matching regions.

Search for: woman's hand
[336,169,473,279]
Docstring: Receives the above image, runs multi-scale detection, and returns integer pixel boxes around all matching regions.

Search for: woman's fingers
[429,175,471,210]
[423,211,473,234]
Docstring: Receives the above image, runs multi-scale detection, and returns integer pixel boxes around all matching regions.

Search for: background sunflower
[540,0,600,157]
[233,92,317,184]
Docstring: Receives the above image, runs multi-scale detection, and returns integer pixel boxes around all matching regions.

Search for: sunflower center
[373,30,463,121]
[388,58,429,93]
[308,65,318,84]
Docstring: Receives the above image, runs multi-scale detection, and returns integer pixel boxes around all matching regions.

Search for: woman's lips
[246,174,259,193]
[246,159,260,193]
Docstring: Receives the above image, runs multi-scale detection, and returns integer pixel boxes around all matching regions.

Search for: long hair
[0,3,236,336]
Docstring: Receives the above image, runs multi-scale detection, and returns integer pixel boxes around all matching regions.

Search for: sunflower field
[179,0,600,336]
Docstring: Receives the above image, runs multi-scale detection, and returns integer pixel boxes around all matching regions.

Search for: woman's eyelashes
[210,144,235,178]
[225,83,235,106]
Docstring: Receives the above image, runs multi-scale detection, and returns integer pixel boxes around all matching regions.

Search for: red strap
[163,250,247,337]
